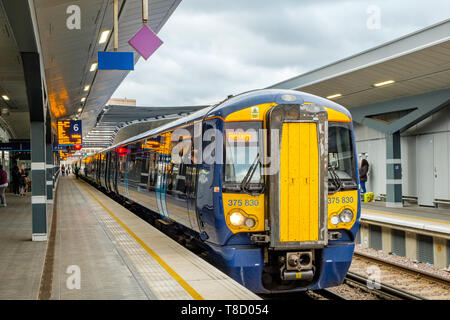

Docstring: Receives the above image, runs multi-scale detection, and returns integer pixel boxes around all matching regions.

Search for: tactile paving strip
[75,183,193,300]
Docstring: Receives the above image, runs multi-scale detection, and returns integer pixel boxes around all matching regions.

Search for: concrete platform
[0,193,47,299]
[361,202,450,235]
[49,176,259,300]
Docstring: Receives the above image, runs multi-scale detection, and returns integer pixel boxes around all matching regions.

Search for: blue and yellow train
[80,89,360,294]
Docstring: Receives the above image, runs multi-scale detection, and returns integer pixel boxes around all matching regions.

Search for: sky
[113,0,450,107]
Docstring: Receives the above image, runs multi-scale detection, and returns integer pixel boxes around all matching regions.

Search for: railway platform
[361,202,450,234]
[0,175,259,300]
[358,202,450,269]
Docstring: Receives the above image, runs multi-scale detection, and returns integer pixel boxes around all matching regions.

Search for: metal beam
[350,88,450,134]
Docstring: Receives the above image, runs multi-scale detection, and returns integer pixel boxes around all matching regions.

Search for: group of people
[0,163,28,207]
[61,164,73,176]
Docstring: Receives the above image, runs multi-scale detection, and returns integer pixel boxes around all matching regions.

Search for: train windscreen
[328,122,357,190]
[223,122,263,192]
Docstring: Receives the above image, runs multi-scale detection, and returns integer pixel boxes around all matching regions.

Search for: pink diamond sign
[128,25,163,60]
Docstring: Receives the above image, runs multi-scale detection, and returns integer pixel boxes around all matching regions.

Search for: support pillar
[31,121,47,241]
[386,132,403,207]
[46,142,53,203]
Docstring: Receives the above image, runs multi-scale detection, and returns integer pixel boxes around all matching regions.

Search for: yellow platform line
[362,208,450,226]
[77,180,204,300]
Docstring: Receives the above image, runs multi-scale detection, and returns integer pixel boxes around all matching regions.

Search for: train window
[223,121,263,192]
[328,122,356,187]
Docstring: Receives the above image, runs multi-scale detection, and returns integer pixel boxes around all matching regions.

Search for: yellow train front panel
[279,121,319,242]
[327,190,358,230]
[222,193,265,233]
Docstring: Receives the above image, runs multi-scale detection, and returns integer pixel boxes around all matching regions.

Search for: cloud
[113,0,450,106]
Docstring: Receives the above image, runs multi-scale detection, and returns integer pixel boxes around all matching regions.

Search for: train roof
[101,89,351,152]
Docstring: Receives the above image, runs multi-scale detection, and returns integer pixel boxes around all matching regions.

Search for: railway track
[344,271,423,300]
[348,252,450,300]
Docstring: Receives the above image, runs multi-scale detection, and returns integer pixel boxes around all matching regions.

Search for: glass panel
[223,122,263,187]
[328,123,356,182]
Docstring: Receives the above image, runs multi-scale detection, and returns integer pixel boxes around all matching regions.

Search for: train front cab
[214,98,360,293]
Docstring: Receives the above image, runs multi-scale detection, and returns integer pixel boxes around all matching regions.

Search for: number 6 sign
[70,120,82,135]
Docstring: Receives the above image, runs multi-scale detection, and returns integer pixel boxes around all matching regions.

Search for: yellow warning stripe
[77,181,204,300]
[362,209,450,226]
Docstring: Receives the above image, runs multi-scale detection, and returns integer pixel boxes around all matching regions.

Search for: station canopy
[0,0,182,141]
[269,19,450,111]
[84,103,206,148]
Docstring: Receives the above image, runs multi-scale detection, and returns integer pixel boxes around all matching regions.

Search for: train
[77,89,360,294]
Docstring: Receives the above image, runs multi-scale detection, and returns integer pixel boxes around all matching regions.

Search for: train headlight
[229,211,246,226]
[330,215,340,225]
[244,218,256,228]
[339,209,354,223]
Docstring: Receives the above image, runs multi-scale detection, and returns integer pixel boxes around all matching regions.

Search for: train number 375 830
[328,196,354,204]
[227,199,260,206]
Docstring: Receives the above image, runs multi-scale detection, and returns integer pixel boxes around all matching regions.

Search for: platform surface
[50,176,259,300]
[361,202,450,235]
[0,194,48,299]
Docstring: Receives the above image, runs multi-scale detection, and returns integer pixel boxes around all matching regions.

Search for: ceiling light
[81,97,86,102]
[99,30,110,44]
[90,63,97,72]
[2,95,9,101]
[373,80,395,87]
[326,93,342,100]
[84,85,90,91]
[78,108,82,112]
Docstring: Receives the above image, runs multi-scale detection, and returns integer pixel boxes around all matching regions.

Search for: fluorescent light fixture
[84,85,90,91]
[326,93,342,100]
[99,30,110,44]
[81,97,86,102]
[2,95,9,101]
[90,63,97,72]
[373,80,395,87]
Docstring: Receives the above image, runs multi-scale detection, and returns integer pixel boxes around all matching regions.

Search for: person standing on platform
[359,159,369,196]
[11,164,20,195]
[74,166,79,179]
[0,165,8,207]
[18,164,28,197]
[61,164,65,177]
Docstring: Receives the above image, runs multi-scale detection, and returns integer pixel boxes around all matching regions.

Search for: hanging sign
[57,120,82,146]
[98,51,134,70]
[128,25,163,60]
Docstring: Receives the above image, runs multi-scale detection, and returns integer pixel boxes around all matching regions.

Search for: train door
[156,154,169,219]
[146,151,159,212]
[186,164,200,232]
[186,125,200,232]
[105,152,111,191]
[112,150,118,194]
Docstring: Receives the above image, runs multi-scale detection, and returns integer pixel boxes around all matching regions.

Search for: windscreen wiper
[240,154,263,194]
[328,165,342,192]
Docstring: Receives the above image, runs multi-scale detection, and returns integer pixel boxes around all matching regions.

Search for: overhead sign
[0,142,30,151]
[128,25,163,60]
[57,120,82,146]
[70,120,82,137]
[98,51,134,70]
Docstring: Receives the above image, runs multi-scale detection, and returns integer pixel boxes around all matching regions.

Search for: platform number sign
[70,120,82,136]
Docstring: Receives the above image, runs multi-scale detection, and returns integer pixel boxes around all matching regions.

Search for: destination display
[57,120,82,146]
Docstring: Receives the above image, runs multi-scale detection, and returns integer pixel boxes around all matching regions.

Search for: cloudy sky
[113,0,450,106]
